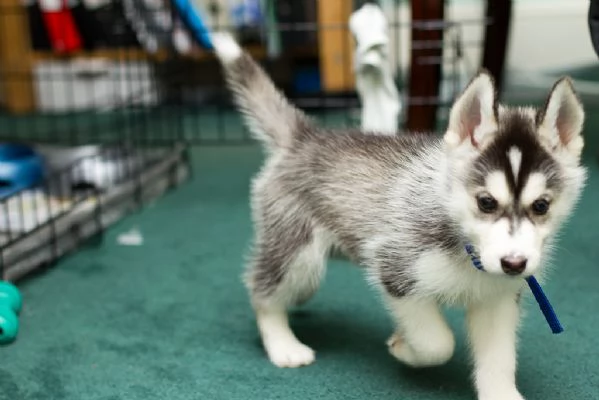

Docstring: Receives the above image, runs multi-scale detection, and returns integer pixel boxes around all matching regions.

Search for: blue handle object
[0,281,22,313]
[171,0,214,49]
[465,244,563,334]
[526,276,563,334]
[0,304,19,345]
[0,143,45,198]
[0,281,21,345]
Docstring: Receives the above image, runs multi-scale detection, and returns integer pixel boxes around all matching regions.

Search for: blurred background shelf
[30,44,268,62]
[0,0,348,115]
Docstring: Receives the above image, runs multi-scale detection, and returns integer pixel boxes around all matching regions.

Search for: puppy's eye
[477,194,498,213]
[531,198,550,215]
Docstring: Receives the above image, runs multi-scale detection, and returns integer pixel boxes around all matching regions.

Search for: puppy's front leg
[467,294,524,400]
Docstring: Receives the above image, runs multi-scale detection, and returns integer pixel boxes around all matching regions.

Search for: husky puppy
[211,33,586,400]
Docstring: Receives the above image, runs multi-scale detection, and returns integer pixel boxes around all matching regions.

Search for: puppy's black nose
[500,256,527,275]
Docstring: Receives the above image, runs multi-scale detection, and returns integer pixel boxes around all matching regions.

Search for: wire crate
[0,143,188,281]
[0,1,194,281]
[0,0,507,281]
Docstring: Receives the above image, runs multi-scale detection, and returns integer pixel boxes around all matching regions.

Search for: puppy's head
[444,71,586,277]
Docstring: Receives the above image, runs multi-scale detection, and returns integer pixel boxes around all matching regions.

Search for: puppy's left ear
[537,77,585,159]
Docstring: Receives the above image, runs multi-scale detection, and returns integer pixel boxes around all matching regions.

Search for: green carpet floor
[2,105,599,399]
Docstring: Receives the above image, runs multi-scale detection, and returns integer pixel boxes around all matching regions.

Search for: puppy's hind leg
[245,224,330,368]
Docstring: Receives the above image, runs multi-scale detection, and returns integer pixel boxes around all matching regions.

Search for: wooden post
[0,0,35,114]
[481,0,512,96]
[406,0,445,132]
[317,0,355,92]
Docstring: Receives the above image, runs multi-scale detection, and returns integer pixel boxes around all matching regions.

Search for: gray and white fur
[211,33,587,400]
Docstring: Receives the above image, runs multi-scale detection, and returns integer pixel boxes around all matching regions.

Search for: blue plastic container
[0,143,45,198]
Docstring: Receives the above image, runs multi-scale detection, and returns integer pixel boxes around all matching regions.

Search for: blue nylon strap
[525,276,564,334]
[464,244,563,334]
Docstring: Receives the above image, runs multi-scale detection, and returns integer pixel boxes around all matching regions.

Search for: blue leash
[465,244,563,334]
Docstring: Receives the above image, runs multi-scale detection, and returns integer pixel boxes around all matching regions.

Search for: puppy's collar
[464,244,564,335]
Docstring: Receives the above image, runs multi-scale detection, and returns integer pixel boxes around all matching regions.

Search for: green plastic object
[0,305,18,344]
[0,281,21,344]
[0,281,22,313]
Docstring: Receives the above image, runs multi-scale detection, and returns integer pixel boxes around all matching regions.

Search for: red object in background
[39,0,82,53]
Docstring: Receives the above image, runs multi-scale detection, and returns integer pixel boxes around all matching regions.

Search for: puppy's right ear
[444,71,498,150]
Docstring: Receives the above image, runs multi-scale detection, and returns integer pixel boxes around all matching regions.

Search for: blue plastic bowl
[0,143,45,198]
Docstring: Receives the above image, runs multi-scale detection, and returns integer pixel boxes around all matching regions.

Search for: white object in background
[0,190,68,234]
[173,22,193,54]
[66,148,146,190]
[38,145,148,191]
[117,228,144,246]
[349,4,401,135]
[33,59,158,113]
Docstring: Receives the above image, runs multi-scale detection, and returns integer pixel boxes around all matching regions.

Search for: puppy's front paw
[387,332,453,368]
[387,333,416,365]
[386,333,403,354]
[264,338,315,368]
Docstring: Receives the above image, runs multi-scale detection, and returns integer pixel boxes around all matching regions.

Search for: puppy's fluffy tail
[212,33,311,150]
